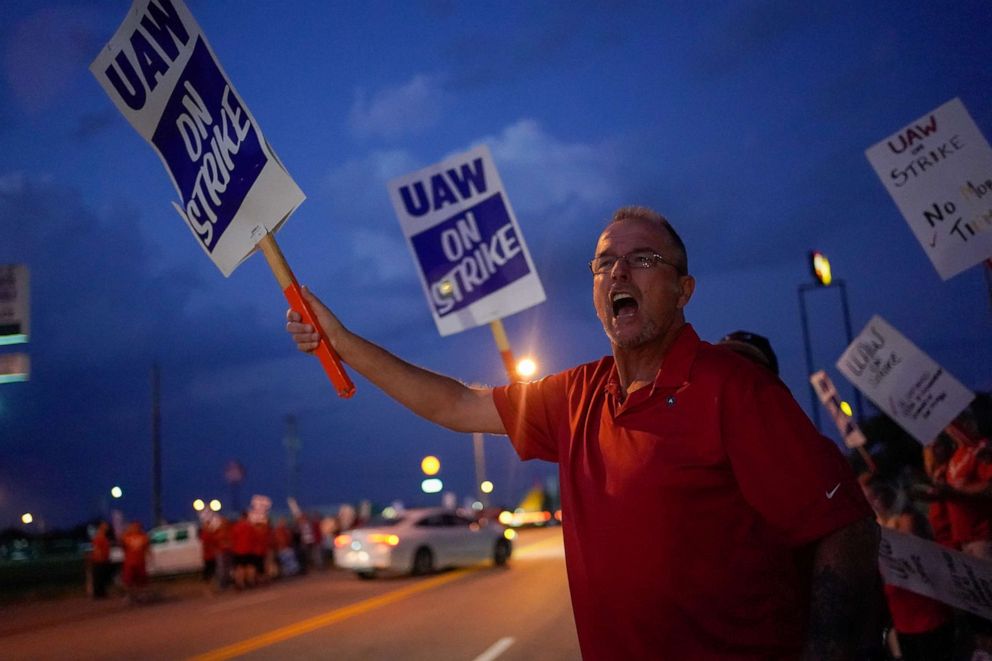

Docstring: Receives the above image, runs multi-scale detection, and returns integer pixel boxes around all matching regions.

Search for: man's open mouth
[612,292,638,317]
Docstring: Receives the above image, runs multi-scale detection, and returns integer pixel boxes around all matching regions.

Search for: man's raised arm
[286,287,506,435]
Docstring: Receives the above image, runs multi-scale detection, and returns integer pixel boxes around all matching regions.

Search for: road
[0,527,579,660]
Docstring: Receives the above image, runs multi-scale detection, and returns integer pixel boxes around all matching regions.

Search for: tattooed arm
[802,516,881,660]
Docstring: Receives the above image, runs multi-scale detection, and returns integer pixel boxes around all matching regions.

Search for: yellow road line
[189,533,561,661]
[189,569,470,661]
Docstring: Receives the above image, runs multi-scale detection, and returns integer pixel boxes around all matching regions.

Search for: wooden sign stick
[257,233,355,398]
[489,318,518,384]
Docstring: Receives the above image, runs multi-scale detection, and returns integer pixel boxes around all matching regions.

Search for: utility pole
[151,362,162,526]
[284,415,300,501]
[473,432,488,506]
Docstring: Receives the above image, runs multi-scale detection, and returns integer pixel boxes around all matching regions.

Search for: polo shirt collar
[604,323,700,398]
[653,323,700,389]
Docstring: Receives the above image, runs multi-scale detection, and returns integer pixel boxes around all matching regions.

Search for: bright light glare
[21,512,32,524]
[812,251,832,286]
[515,357,537,379]
[209,499,222,512]
[192,499,205,511]
[334,534,352,548]
[420,455,441,476]
[421,478,443,494]
[472,501,483,511]
[110,486,123,499]
[438,280,454,296]
[840,401,853,417]
[369,533,400,546]
[382,506,396,518]
[503,529,516,540]
[498,511,513,525]
[480,480,494,494]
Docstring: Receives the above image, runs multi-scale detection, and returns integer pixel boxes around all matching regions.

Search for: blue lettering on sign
[399,158,488,217]
[103,0,191,111]
[151,37,266,252]
[411,193,529,316]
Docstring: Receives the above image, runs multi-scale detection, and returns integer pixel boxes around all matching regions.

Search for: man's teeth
[611,293,636,316]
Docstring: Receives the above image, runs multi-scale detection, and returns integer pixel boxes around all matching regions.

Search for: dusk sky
[2,0,991,529]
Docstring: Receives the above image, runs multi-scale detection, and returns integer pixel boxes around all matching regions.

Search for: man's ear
[676,275,695,309]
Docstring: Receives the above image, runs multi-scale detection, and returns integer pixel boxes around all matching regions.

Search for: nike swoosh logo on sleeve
[825,483,840,499]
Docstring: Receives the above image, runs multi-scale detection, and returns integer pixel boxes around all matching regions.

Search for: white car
[334,507,511,579]
[146,522,203,576]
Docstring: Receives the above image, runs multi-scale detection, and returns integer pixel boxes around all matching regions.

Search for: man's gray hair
[609,206,688,275]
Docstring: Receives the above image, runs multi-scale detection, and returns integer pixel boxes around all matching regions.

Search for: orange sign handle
[257,233,355,399]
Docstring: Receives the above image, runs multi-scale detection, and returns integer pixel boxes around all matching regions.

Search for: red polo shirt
[493,324,871,660]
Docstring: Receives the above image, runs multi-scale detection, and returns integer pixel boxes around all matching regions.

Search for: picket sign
[837,315,972,444]
[90,0,352,397]
[880,527,992,621]
[866,98,992,280]
[387,145,546,338]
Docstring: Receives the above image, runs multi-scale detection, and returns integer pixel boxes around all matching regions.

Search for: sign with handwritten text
[387,145,546,336]
[837,315,973,444]
[90,0,304,276]
[866,98,992,280]
[880,528,992,621]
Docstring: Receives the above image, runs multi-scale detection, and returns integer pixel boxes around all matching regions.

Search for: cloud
[72,108,119,141]
[469,119,622,216]
[325,148,419,217]
[348,74,447,139]
[689,1,830,77]
[3,6,104,115]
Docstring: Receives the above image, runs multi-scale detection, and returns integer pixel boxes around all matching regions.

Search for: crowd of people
[860,405,992,661]
[207,509,338,591]
[86,506,359,601]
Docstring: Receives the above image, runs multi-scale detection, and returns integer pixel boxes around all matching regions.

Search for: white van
[146,522,203,576]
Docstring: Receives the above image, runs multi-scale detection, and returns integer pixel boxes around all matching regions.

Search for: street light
[810,250,832,286]
[21,512,32,524]
[209,499,222,512]
[110,486,123,499]
[480,480,494,494]
[192,498,205,512]
[421,478,443,494]
[797,250,863,431]
[421,455,440,476]
[515,357,537,379]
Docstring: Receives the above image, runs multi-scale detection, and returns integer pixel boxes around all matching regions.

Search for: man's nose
[610,257,631,279]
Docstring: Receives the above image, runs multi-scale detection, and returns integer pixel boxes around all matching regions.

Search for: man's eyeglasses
[588,251,684,275]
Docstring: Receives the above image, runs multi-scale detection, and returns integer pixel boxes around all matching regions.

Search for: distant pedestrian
[120,521,149,602]
[230,511,256,589]
[199,518,220,588]
[274,518,298,577]
[89,521,112,599]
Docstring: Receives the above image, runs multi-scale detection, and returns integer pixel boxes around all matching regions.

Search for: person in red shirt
[120,520,149,601]
[230,511,256,589]
[862,476,954,661]
[89,521,112,599]
[941,408,992,559]
[286,205,879,659]
[199,519,219,586]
